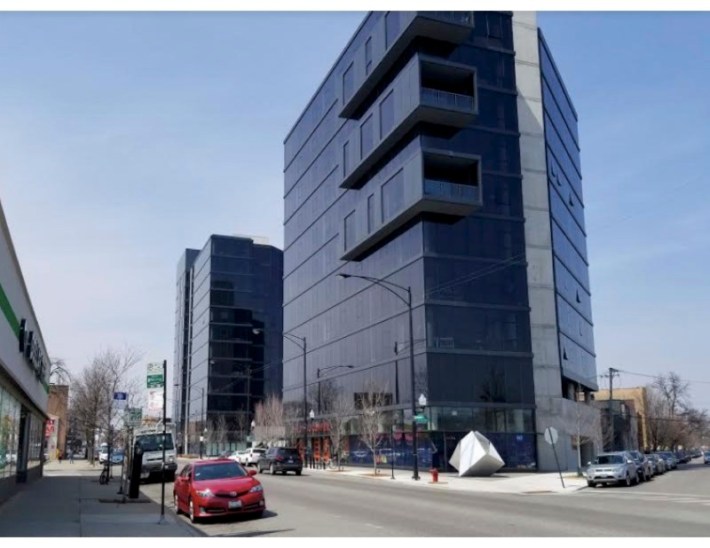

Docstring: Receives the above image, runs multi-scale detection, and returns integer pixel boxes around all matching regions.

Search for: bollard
[429,468,439,483]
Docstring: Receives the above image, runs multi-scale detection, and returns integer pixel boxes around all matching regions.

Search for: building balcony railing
[420,87,475,113]
[423,178,481,204]
[340,12,475,118]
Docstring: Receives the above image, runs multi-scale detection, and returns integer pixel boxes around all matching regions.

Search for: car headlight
[249,484,263,493]
[168,455,175,463]
[195,488,214,498]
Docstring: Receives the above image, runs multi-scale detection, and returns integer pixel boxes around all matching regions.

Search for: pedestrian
[68,448,74,464]
[58,449,63,464]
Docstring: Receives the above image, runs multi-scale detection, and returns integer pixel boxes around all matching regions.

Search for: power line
[614,368,710,386]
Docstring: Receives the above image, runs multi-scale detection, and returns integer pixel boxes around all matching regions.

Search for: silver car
[585,451,639,488]
[628,450,654,481]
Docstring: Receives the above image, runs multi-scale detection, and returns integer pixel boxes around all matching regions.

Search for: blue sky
[1,12,708,410]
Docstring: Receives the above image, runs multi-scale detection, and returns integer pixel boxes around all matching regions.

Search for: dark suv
[258,447,303,476]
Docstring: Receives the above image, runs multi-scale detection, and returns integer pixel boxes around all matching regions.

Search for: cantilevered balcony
[341,148,482,261]
[340,11,475,118]
[341,56,476,191]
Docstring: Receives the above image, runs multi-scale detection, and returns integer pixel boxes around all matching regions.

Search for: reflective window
[343,62,354,103]
[426,306,531,353]
[381,170,404,221]
[342,141,350,176]
[344,210,356,250]
[360,115,374,158]
[379,91,395,138]
[367,194,375,233]
[385,12,400,49]
[365,37,373,74]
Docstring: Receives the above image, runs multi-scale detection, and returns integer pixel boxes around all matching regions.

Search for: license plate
[228,500,242,510]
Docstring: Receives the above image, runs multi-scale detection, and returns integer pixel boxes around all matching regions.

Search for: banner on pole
[147,389,163,414]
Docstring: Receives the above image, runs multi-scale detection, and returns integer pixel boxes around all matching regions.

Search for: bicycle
[99,462,110,485]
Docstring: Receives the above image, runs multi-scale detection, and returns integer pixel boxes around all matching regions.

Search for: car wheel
[270,463,276,475]
[258,465,263,474]
[587,481,595,488]
[633,473,639,485]
[252,510,265,519]
[624,473,632,487]
[296,469,302,476]
[188,498,198,524]
[174,493,181,515]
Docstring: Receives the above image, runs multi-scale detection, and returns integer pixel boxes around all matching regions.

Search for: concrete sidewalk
[0,459,199,537]
[299,463,587,494]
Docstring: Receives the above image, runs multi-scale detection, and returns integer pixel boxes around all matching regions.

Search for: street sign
[147,362,164,388]
[126,407,142,427]
[113,392,128,410]
[544,426,559,445]
[413,414,428,425]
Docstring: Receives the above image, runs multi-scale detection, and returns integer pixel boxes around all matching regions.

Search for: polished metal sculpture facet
[449,431,505,477]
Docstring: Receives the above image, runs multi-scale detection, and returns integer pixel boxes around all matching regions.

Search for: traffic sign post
[544,426,565,488]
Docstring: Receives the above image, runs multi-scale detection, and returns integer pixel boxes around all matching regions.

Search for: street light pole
[336,273,420,481]
[200,387,205,459]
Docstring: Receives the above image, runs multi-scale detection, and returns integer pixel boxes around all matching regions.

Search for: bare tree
[654,372,689,420]
[49,358,72,385]
[253,394,285,447]
[233,412,250,444]
[68,346,143,464]
[357,379,390,476]
[320,380,356,470]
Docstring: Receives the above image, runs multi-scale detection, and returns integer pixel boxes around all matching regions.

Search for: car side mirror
[248,469,257,477]
[586,461,591,466]
[627,460,634,464]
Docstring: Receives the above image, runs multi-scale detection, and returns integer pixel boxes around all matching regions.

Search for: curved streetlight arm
[283,332,306,350]
[338,274,410,307]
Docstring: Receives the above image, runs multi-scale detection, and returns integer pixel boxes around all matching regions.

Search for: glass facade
[174,236,283,455]
[539,33,597,390]
[284,12,541,470]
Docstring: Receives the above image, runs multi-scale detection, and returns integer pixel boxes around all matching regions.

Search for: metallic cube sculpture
[449,431,505,477]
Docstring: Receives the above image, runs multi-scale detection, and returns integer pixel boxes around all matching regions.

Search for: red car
[173,459,266,523]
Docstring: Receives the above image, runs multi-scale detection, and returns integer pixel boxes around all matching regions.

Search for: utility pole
[608,367,618,451]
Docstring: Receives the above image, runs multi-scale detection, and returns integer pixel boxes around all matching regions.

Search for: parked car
[647,453,666,475]
[655,451,678,470]
[227,450,247,463]
[585,451,639,488]
[257,447,303,475]
[674,450,690,464]
[628,450,653,481]
[241,448,266,466]
[173,459,265,523]
[703,451,710,465]
[110,450,124,465]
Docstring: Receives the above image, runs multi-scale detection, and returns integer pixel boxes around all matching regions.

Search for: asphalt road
[140,458,710,537]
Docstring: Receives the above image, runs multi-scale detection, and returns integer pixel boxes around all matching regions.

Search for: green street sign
[413,414,428,424]
[146,362,164,388]
[147,375,164,388]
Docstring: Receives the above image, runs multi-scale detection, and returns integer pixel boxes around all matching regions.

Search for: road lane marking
[365,523,384,529]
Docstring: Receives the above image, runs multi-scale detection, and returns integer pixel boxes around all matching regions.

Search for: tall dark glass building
[173,235,283,455]
[283,12,597,471]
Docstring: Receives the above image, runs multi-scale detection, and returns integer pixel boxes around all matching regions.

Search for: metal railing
[423,179,480,203]
[421,87,475,112]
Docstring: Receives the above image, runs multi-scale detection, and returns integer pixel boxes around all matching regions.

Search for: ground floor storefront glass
[302,406,538,471]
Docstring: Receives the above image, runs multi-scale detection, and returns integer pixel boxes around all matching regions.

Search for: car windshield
[593,455,624,465]
[253,449,265,454]
[137,434,175,452]
[279,449,300,457]
[194,462,247,481]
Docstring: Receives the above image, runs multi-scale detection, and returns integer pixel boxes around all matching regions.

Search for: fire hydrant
[429,468,439,483]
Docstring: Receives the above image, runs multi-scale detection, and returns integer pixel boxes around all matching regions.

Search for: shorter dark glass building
[173,235,283,455]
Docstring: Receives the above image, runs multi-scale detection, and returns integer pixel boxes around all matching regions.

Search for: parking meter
[129,441,143,499]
